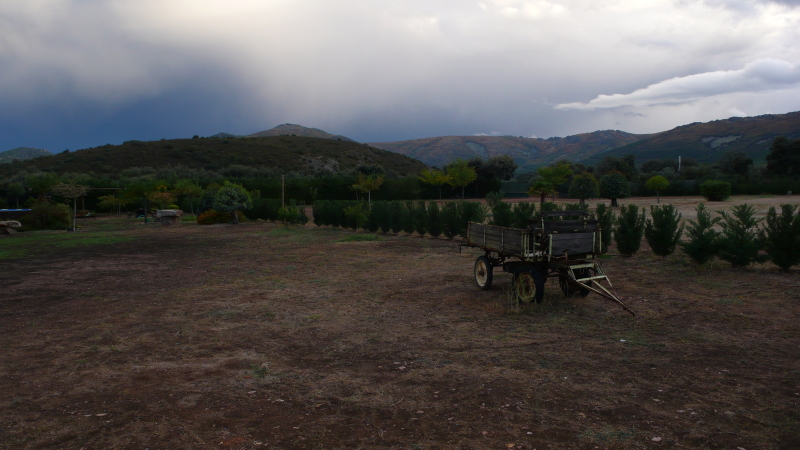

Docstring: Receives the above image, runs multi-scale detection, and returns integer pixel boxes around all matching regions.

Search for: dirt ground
[1,196,799,450]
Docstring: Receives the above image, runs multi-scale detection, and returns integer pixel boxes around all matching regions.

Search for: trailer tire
[513,267,544,304]
[474,256,493,290]
[559,268,592,297]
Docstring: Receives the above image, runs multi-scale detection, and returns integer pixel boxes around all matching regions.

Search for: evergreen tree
[213,181,252,224]
[614,204,645,256]
[427,201,442,238]
[759,204,800,271]
[595,203,614,253]
[680,203,721,264]
[414,201,427,236]
[446,160,478,199]
[511,202,536,229]
[568,173,599,207]
[366,204,380,232]
[441,201,460,239]
[418,168,450,200]
[491,202,513,227]
[644,204,684,258]
[645,175,669,204]
[528,163,572,205]
[343,203,370,231]
[370,201,388,233]
[599,171,630,207]
[389,201,404,234]
[403,201,416,235]
[460,201,487,237]
[717,204,764,267]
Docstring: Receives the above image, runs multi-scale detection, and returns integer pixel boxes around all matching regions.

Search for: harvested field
[1,196,799,450]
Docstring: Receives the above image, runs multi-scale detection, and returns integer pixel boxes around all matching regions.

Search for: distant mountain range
[369,131,650,171]
[5,111,798,174]
[369,111,800,169]
[0,147,52,163]
[584,111,800,165]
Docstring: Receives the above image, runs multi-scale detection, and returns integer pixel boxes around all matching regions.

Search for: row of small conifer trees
[312,200,487,239]
[606,202,800,270]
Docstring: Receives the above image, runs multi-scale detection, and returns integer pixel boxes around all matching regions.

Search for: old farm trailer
[464,210,636,316]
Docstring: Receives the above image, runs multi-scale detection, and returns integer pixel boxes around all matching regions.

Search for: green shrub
[414,201,427,236]
[376,201,392,233]
[402,201,416,235]
[614,204,645,256]
[717,204,764,267]
[343,203,370,230]
[759,204,800,271]
[427,201,442,238]
[644,204,684,258]
[700,180,731,201]
[197,209,246,224]
[491,202,513,227]
[511,202,536,229]
[540,201,560,213]
[367,201,383,232]
[595,203,614,253]
[312,201,326,226]
[20,203,70,230]
[485,191,504,209]
[461,201,487,232]
[292,201,308,225]
[680,203,721,264]
[441,202,460,239]
[277,206,296,228]
[389,201,404,234]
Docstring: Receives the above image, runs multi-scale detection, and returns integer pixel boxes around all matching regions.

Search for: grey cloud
[555,59,800,110]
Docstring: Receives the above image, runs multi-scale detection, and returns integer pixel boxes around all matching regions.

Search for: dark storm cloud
[1,0,799,151]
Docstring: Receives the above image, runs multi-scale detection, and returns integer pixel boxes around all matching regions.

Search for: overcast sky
[2,0,799,152]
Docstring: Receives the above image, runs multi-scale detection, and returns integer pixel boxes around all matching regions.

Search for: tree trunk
[232,211,239,224]
[189,196,195,216]
[540,193,546,206]
[611,198,618,207]
[579,198,585,207]
[657,191,660,204]
[462,186,465,200]
[439,186,442,200]
[72,198,77,232]
[368,190,371,205]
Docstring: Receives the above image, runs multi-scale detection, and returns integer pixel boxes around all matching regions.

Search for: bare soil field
[1,196,799,450]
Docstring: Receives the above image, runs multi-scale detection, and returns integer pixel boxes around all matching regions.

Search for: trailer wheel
[559,268,592,297]
[474,256,493,290]
[513,267,544,304]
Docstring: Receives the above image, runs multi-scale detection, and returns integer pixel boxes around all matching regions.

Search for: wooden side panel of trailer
[549,233,596,256]
[466,223,526,256]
